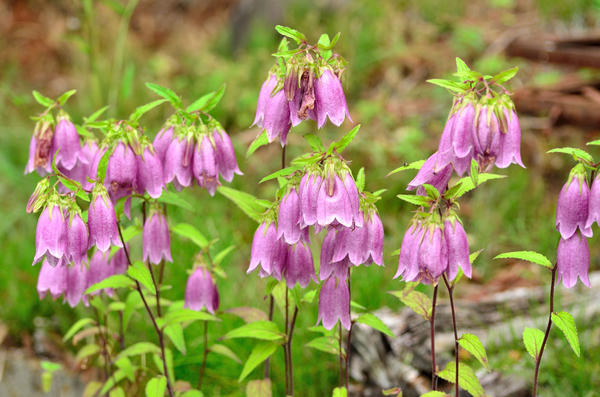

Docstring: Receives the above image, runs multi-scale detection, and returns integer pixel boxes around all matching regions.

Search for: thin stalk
[443,275,459,397]
[197,321,209,390]
[284,287,290,395]
[264,295,275,378]
[345,270,352,390]
[287,307,298,395]
[117,223,174,397]
[430,284,439,390]
[533,266,557,397]
[338,325,344,386]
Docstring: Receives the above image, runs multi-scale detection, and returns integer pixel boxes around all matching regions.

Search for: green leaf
[470,158,479,186]
[355,167,365,192]
[56,174,90,201]
[426,79,467,92]
[114,357,135,381]
[239,341,279,381]
[332,387,347,397]
[158,189,194,211]
[387,160,426,176]
[63,318,95,342]
[274,25,306,44]
[85,274,134,295]
[547,147,594,163]
[396,194,431,207]
[145,83,182,108]
[40,360,62,372]
[389,288,432,320]
[164,324,186,354]
[226,307,269,323]
[491,66,519,84]
[305,336,340,356]
[356,313,394,337]
[210,344,241,364]
[245,379,272,397]
[32,90,55,107]
[171,223,208,248]
[213,245,235,266]
[551,311,580,357]
[129,99,168,121]
[181,391,204,397]
[333,125,361,152]
[382,388,403,396]
[586,139,600,146]
[96,146,113,182]
[117,342,161,359]
[437,362,485,397]
[446,173,506,199]
[420,391,450,397]
[523,327,545,360]
[247,131,269,157]
[127,262,155,293]
[224,321,284,341]
[57,89,77,105]
[123,291,139,331]
[85,106,110,123]
[161,308,218,327]
[304,133,324,152]
[186,84,226,113]
[259,166,301,183]
[456,57,470,74]
[145,376,167,397]
[99,369,127,395]
[76,344,100,363]
[494,251,553,268]
[217,186,269,223]
[458,333,489,370]
[422,184,440,200]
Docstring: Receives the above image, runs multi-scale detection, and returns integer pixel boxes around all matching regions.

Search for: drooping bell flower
[192,134,220,195]
[248,221,286,276]
[332,211,384,267]
[153,126,174,164]
[66,263,89,307]
[110,246,129,275]
[163,135,194,191]
[184,267,219,314]
[88,184,122,252]
[66,211,88,266]
[105,141,137,201]
[417,222,448,283]
[33,203,67,266]
[277,187,302,244]
[61,140,99,191]
[289,69,317,126]
[37,260,68,300]
[314,68,352,128]
[444,216,472,280]
[471,106,507,171]
[87,250,114,296]
[25,120,54,176]
[52,117,81,170]
[316,164,360,228]
[495,109,524,169]
[556,232,590,288]
[317,276,351,330]
[320,229,351,281]
[143,208,172,265]
[136,145,164,199]
[586,175,600,229]
[253,74,291,146]
[437,103,475,168]
[408,152,453,195]
[282,241,315,288]
[212,129,242,183]
[556,164,592,240]
[394,222,424,281]
[298,171,322,227]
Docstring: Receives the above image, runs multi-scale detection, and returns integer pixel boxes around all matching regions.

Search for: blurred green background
[1,0,600,396]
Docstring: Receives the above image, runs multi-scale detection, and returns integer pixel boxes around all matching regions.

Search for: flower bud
[556,164,592,240]
[314,68,352,128]
[25,120,54,175]
[557,232,590,288]
[88,185,123,252]
[143,209,172,265]
[27,179,50,213]
[184,267,219,314]
[317,276,351,330]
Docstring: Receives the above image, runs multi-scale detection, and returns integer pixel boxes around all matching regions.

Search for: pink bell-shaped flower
[184,267,219,314]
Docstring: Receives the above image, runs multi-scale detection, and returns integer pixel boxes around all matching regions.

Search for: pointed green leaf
[387,159,426,176]
[547,147,593,163]
[551,311,580,357]
[247,130,270,157]
[158,189,194,211]
[145,376,167,397]
[63,318,95,342]
[171,223,208,248]
[494,251,553,268]
[304,133,324,152]
[57,89,77,105]
[490,66,519,84]
[145,83,182,108]
[259,166,301,183]
[130,99,168,121]
[239,341,279,381]
[426,79,468,92]
[274,25,306,44]
[224,321,284,341]
[186,84,226,113]
[32,90,55,107]
[523,327,545,359]
[437,362,484,397]
[127,262,155,293]
[332,387,347,397]
[458,333,489,370]
[396,194,431,207]
[210,344,241,364]
[306,336,340,355]
[85,274,134,295]
[161,308,218,327]
[217,186,269,223]
[356,313,394,337]
[333,124,361,152]
[117,342,161,360]
[164,324,186,354]
[389,288,432,320]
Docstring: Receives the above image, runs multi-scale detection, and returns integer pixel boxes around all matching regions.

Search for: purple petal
[136,148,165,198]
[557,232,590,288]
[317,276,351,330]
[314,69,352,128]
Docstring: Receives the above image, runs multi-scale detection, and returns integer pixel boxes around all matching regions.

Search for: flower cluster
[555,164,594,288]
[395,214,471,284]
[252,33,351,146]
[248,155,383,330]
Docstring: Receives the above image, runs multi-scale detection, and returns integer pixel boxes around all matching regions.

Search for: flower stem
[532,265,557,397]
[430,284,439,390]
[197,321,209,390]
[264,295,274,378]
[287,306,298,395]
[117,222,174,397]
[338,324,344,387]
[284,286,290,395]
[345,270,352,390]
[442,275,459,397]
